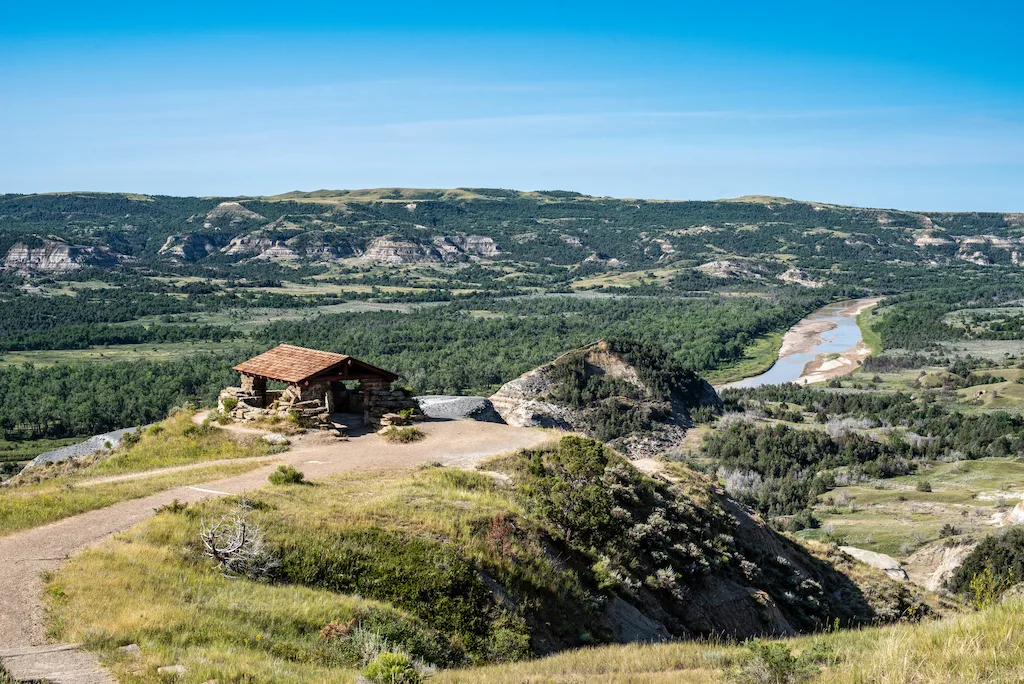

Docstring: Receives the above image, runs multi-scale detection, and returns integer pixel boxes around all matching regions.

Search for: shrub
[363,652,422,684]
[785,509,820,532]
[276,527,524,662]
[269,464,306,485]
[222,396,239,411]
[120,430,141,448]
[915,480,932,492]
[381,427,425,444]
[967,568,1007,610]
[938,523,961,538]
[733,641,823,683]
[398,407,416,420]
[153,499,188,515]
[181,422,214,438]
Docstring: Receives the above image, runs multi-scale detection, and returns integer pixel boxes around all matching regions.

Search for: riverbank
[792,298,882,384]
[720,297,882,389]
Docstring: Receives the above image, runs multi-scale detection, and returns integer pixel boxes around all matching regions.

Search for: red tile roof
[233,344,351,383]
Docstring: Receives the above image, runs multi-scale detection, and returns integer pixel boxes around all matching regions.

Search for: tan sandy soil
[778,319,838,357]
[0,419,547,683]
[795,340,873,384]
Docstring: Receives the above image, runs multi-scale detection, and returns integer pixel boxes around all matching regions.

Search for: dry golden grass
[0,460,267,537]
[0,411,280,536]
[823,600,1024,683]
[434,640,742,683]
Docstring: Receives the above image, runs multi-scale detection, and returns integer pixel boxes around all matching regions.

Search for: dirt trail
[0,419,547,683]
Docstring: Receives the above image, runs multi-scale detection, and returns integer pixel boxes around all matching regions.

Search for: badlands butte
[2,189,1024,682]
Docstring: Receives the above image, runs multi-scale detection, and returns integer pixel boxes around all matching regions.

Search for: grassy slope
[0,436,82,463]
[798,457,1024,558]
[46,443,941,682]
[45,467,541,681]
[0,412,280,536]
[440,600,1024,683]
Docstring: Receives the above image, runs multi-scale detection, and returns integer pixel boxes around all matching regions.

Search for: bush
[733,641,823,683]
[938,523,961,538]
[363,652,422,684]
[948,527,1024,603]
[268,464,306,485]
[381,427,425,444]
[916,480,933,492]
[784,509,820,532]
[199,500,279,580]
[222,396,239,411]
[120,429,142,448]
[153,499,188,515]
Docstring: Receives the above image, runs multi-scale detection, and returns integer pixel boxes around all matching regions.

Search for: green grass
[45,467,543,680]
[703,330,785,385]
[856,306,883,355]
[380,426,426,443]
[0,460,269,538]
[0,341,241,368]
[87,411,281,476]
[0,436,83,463]
[800,458,1024,557]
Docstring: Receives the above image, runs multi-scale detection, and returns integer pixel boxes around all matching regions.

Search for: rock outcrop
[361,237,441,264]
[158,234,220,261]
[3,239,119,273]
[777,267,827,288]
[697,259,766,279]
[903,540,978,592]
[361,234,502,264]
[839,546,908,581]
[489,340,720,459]
[190,201,265,228]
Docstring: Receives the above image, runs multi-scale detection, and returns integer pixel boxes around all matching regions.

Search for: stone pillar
[240,375,267,407]
[360,377,391,425]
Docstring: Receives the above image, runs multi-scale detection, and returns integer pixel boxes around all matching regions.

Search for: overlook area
[2,189,1024,682]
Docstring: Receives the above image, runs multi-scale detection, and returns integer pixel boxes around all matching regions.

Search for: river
[720,297,881,390]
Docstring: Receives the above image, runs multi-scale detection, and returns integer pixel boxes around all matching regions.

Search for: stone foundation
[219,383,422,431]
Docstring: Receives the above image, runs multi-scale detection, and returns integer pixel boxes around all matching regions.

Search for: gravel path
[0,419,547,683]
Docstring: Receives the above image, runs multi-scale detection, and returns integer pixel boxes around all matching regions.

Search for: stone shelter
[221,344,418,428]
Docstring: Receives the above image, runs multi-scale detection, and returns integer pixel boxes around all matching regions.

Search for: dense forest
[0,293,815,439]
[701,422,915,518]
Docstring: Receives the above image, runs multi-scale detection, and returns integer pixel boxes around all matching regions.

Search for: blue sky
[2,1,1023,210]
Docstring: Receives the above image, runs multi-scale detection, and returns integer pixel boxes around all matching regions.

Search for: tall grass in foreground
[438,601,1024,683]
[824,599,1024,683]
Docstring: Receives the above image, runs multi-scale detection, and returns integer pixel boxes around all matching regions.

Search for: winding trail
[0,419,547,683]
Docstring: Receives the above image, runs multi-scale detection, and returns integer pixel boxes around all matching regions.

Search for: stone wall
[220,377,420,429]
[364,387,420,425]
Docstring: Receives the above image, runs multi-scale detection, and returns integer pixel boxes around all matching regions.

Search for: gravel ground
[415,395,503,422]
